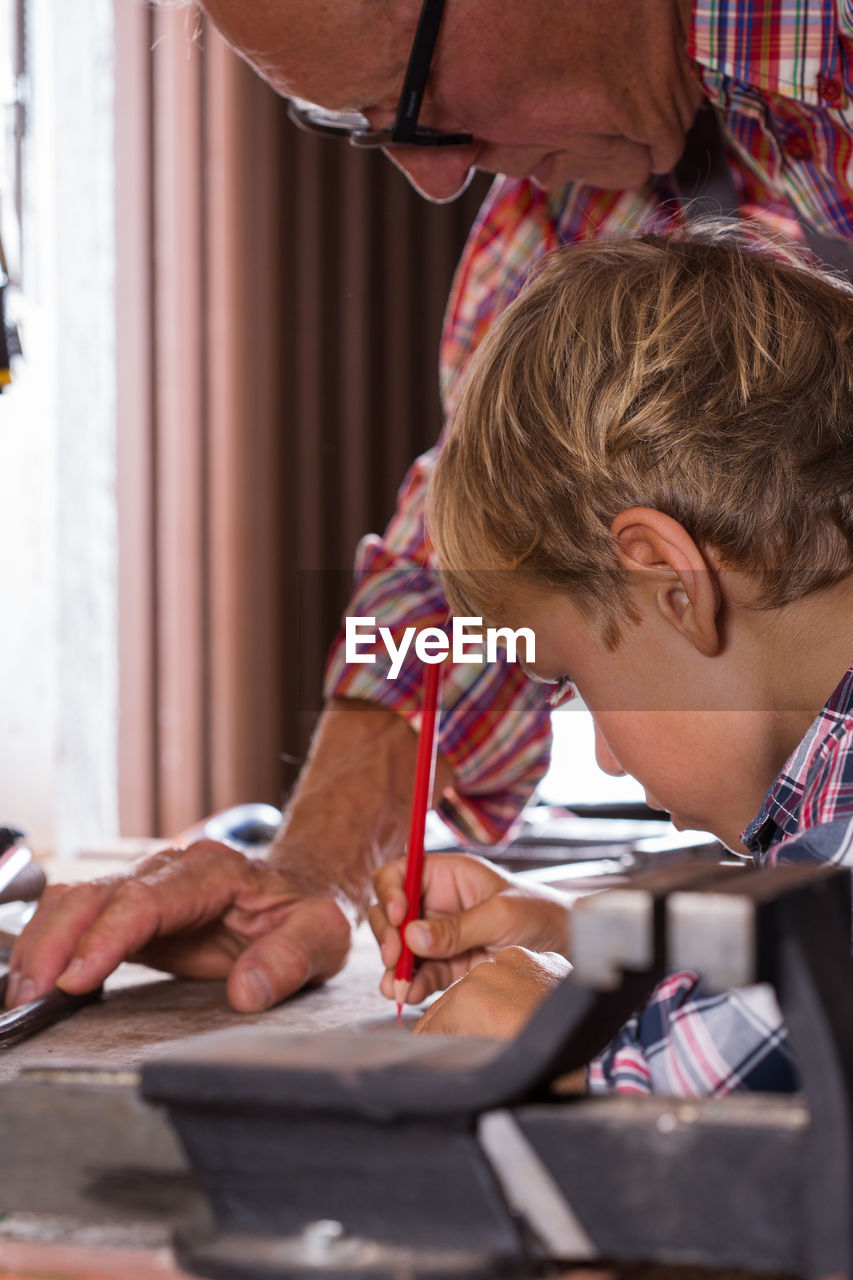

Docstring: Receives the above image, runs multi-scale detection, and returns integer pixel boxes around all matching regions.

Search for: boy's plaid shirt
[325,0,853,846]
[589,666,853,1095]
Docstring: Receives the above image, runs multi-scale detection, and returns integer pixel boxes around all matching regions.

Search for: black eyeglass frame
[287,0,474,149]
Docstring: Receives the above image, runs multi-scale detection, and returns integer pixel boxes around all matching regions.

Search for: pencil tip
[393,978,410,1010]
[396,1002,402,1018]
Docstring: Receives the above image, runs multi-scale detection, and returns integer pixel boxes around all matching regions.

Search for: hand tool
[0,927,101,1048]
[0,831,98,1047]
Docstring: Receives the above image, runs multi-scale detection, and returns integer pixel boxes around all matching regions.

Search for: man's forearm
[268,698,452,918]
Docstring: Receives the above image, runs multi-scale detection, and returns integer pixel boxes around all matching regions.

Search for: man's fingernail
[241,969,273,1010]
[407,924,430,952]
[6,971,20,1005]
[17,977,36,1005]
[57,958,84,986]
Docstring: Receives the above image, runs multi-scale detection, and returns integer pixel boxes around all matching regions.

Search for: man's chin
[526,149,654,194]
[528,153,557,189]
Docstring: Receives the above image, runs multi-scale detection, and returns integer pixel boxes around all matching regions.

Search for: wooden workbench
[0,847,394,1279]
[0,849,788,1280]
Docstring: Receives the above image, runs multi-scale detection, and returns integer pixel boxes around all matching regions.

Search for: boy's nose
[593,721,626,778]
[385,145,479,203]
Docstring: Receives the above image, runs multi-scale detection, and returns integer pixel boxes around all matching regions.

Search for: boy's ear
[610,507,722,657]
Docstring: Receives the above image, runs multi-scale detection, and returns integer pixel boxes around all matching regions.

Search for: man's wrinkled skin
[200,0,701,203]
[7,842,352,1012]
[6,0,702,1013]
[8,702,451,1011]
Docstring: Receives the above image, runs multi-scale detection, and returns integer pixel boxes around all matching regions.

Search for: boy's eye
[548,675,575,709]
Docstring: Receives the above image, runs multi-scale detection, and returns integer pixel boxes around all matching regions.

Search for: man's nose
[593,721,626,778]
[384,145,479,203]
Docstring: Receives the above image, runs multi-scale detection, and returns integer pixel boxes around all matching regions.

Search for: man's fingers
[54,879,164,993]
[52,844,253,996]
[6,842,355,1016]
[227,896,352,1012]
[6,881,120,1005]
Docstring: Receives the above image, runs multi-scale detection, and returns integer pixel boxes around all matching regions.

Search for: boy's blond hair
[428,231,853,645]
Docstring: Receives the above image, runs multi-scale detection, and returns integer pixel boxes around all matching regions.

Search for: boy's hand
[412,946,571,1038]
[369,853,571,1005]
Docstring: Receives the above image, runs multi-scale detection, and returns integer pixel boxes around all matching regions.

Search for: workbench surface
[0,849,393,1084]
[0,923,392,1083]
[0,849,394,1279]
[0,850,793,1280]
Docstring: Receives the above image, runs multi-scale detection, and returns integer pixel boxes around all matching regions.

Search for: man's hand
[369,852,571,1006]
[412,946,571,1038]
[6,700,449,1013]
[4,840,353,1011]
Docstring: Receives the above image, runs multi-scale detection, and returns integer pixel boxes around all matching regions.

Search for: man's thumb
[227,898,351,1011]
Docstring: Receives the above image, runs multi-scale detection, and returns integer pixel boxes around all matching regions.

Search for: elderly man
[6,0,853,1016]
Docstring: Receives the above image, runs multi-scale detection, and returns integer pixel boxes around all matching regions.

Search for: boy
[369,230,853,1095]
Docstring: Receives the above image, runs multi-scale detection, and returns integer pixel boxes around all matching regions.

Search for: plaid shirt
[589,665,853,1096]
[325,0,853,843]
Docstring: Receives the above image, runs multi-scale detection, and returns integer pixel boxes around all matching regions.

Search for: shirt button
[817,74,843,103]
[785,133,812,161]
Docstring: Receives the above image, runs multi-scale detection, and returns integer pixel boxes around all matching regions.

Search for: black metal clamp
[142,860,853,1280]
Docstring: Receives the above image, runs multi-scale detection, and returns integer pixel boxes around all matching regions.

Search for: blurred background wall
[0,0,120,855]
[115,4,490,836]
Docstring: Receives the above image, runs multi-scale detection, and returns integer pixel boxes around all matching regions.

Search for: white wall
[0,0,118,855]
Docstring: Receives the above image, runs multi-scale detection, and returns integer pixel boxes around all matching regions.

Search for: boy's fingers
[371,861,407,910]
[378,957,457,1005]
[227,896,352,1012]
[384,887,408,928]
[367,902,403,969]
[404,896,511,960]
[405,961,456,1005]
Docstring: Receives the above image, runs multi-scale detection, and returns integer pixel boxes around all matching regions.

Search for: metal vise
[142,859,853,1280]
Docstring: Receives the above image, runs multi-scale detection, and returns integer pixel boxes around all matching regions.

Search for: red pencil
[394,659,443,1015]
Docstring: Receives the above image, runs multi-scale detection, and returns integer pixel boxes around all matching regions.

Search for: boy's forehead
[197,0,405,110]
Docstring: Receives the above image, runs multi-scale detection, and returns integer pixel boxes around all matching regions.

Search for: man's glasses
[287,0,474,149]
